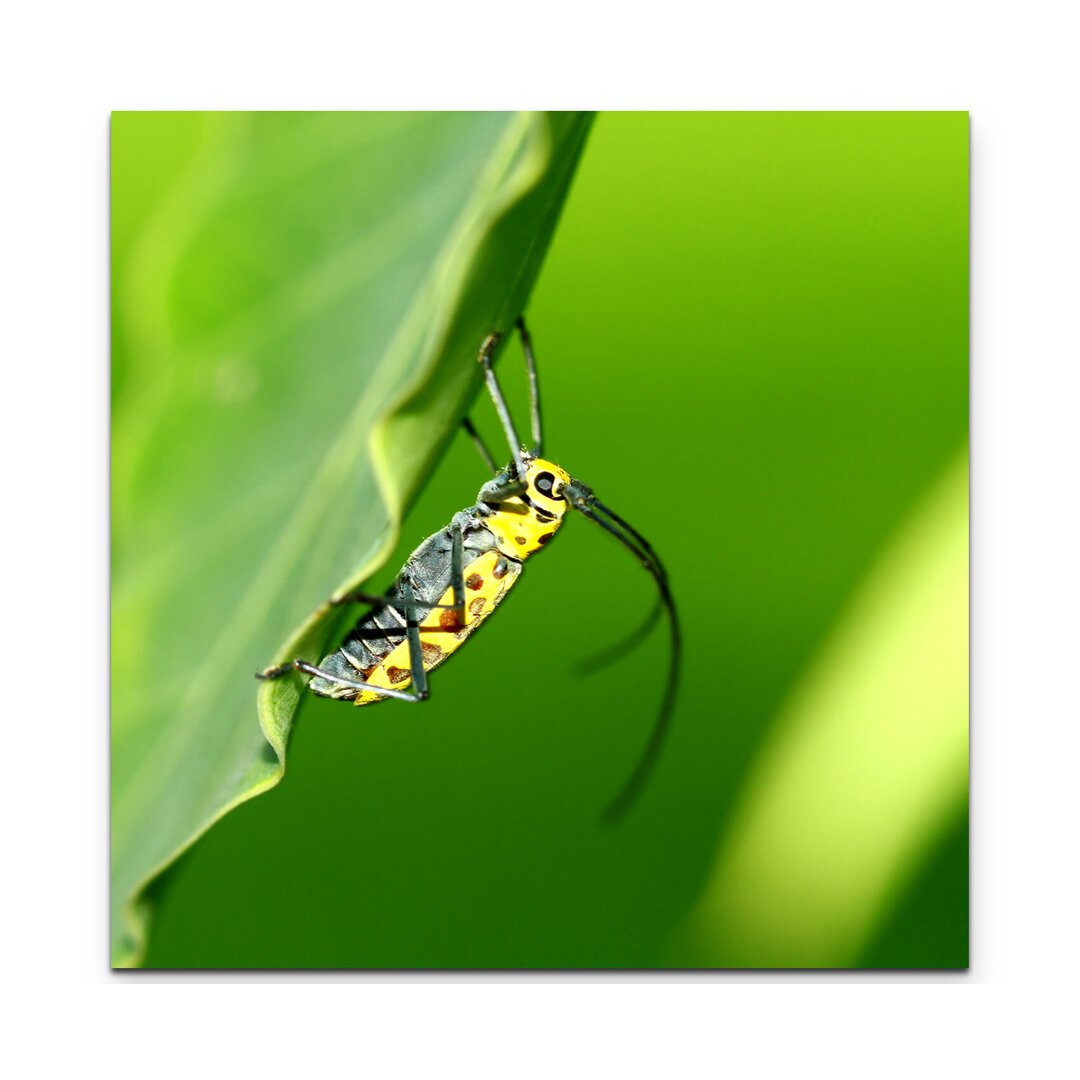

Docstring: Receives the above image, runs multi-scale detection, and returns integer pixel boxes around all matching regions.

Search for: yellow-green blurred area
[122,112,967,968]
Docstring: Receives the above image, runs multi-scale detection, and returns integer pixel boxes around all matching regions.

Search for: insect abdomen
[309,548,522,704]
[353,550,521,704]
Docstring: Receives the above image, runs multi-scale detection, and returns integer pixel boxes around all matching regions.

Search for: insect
[258,318,680,821]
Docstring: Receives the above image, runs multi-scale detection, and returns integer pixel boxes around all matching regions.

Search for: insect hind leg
[255,658,427,704]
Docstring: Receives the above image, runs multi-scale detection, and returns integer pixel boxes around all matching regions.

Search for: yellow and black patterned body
[309,457,572,704]
[258,317,678,822]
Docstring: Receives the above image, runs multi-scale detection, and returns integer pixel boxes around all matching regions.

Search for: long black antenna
[590,497,670,585]
[573,596,664,677]
[572,496,681,824]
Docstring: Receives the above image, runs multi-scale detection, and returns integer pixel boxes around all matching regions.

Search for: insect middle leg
[399,577,429,700]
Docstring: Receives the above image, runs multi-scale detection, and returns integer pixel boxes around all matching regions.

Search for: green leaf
[111,111,593,967]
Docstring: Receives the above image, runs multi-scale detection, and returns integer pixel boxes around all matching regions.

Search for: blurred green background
[116,112,968,968]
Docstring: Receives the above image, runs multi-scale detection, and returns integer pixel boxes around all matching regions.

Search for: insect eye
[534,471,564,500]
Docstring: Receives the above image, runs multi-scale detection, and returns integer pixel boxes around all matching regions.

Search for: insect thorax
[482,456,571,558]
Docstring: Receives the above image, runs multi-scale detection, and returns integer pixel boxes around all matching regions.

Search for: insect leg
[255,659,427,703]
[477,331,526,481]
[516,316,543,456]
[461,416,499,475]
[400,577,430,700]
[326,589,463,614]
[325,589,404,608]
[450,521,465,630]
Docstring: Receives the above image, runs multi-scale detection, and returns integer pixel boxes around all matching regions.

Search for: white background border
[3,0,1076,1074]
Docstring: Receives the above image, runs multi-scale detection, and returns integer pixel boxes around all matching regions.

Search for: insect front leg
[477,331,527,482]
[476,473,527,503]
[473,317,543,476]
[516,315,543,456]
